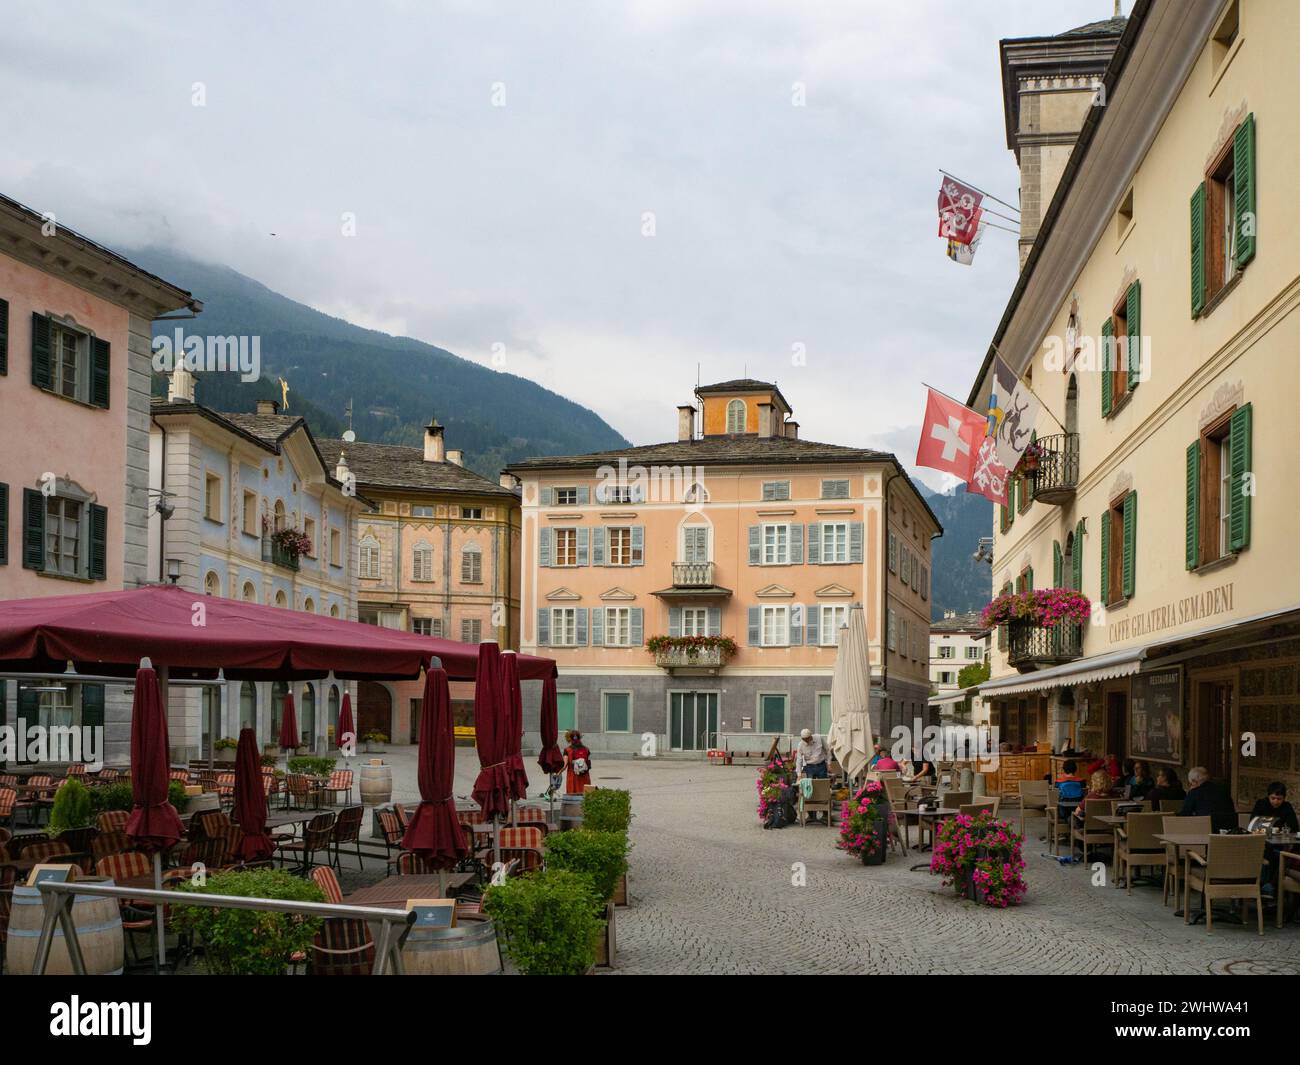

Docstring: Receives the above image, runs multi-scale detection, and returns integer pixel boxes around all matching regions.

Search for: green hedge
[483,870,603,975]
[543,828,628,907]
[582,788,632,834]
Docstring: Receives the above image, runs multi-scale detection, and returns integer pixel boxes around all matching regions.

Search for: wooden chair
[514,806,549,833]
[319,770,353,806]
[394,851,435,874]
[1162,815,1209,906]
[1018,779,1050,837]
[1071,799,1117,865]
[216,771,236,807]
[376,809,404,860]
[1157,798,1185,812]
[498,826,545,872]
[1278,850,1300,928]
[91,830,129,863]
[1114,812,1167,893]
[394,803,410,830]
[331,805,365,871]
[308,867,376,977]
[96,851,158,968]
[97,809,129,833]
[199,810,231,839]
[310,865,345,904]
[168,769,190,784]
[16,774,55,825]
[799,778,833,826]
[278,812,336,873]
[1184,834,1266,934]
[284,774,314,811]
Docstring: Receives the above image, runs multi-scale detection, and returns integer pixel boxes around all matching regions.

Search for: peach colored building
[506,380,941,756]
[0,193,200,766]
[317,421,521,746]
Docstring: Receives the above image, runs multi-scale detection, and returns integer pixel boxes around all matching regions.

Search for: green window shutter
[22,488,44,570]
[1190,182,1206,317]
[1072,520,1084,592]
[18,686,39,764]
[1100,509,1111,604]
[1100,318,1114,416]
[31,312,51,390]
[1185,441,1200,570]
[1026,566,1034,592]
[91,337,110,409]
[999,504,1008,534]
[1228,402,1252,551]
[80,683,105,731]
[1053,540,1062,587]
[1126,281,1141,390]
[0,482,7,565]
[0,296,8,375]
[89,503,108,580]
[1234,113,1256,269]
[1122,492,1137,600]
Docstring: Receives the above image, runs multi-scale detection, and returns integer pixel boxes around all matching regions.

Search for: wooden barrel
[359,763,392,806]
[401,915,501,975]
[559,794,584,832]
[6,879,125,975]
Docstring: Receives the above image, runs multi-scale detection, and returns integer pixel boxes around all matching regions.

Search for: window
[15,682,104,761]
[204,473,222,522]
[817,693,832,734]
[275,590,288,608]
[550,608,578,646]
[412,542,434,581]
[820,522,848,563]
[412,618,434,636]
[461,544,482,583]
[726,399,745,434]
[557,691,577,732]
[821,479,849,499]
[329,604,340,618]
[204,571,220,596]
[758,693,787,734]
[554,528,578,566]
[819,604,848,647]
[602,691,631,733]
[1211,1,1240,70]
[1187,404,1251,568]
[242,581,257,602]
[1101,491,1137,605]
[44,496,84,577]
[1195,115,1255,315]
[1116,186,1134,241]
[681,607,708,636]
[938,645,953,659]
[938,671,956,686]
[461,618,482,643]
[462,507,483,520]
[888,532,897,573]
[330,528,341,567]
[682,525,709,563]
[273,499,286,532]
[242,490,258,535]
[604,607,633,647]
[606,527,641,566]
[604,485,635,504]
[303,516,316,556]
[411,505,434,518]
[761,605,789,647]
[762,523,789,565]
[359,539,380,579]
[761,481,790,501]
[555,488,577,506]
[303,597,315,614]
[52,324,82,400]
[1101,283,1140,414]
[965,646,983,660]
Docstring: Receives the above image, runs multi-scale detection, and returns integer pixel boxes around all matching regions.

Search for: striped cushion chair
[95,852,157,967]
[376,810,403,859]
[0,774,18,789]
[92,830,129,863]
[66,763,87,778]
[216,772,236,806]
[0,788,16,826]
[285,774,314,811]
[394,851,433,875]
[497,826,545,873]
[311,917,375,976]
[321,770,353,806]
[97,810,129,833]
[199,811,231,839]
[393,804,410,830]
[23,840,73,864]
[515,807,549,834]
[310,865,344,904]
[169,769,191,784]
[214,825,244,867]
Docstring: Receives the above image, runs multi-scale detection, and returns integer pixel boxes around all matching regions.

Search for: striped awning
[977,646,1144,697]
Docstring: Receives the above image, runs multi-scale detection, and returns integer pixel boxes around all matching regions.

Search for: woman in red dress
[564,730,592,795]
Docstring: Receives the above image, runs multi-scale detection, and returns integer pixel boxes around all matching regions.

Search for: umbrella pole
[492,816,501,873]
[153,851,166,970]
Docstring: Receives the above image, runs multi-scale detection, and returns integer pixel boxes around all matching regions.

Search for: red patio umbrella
[470,642,511,821]
[401,667,468,879]
[337,691,355,753]
[537,675,565,775]
[279,691,299,751]
[232,727,274,861]
[500,650,529,802]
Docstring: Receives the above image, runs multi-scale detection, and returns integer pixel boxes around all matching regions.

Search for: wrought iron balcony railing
[269,540,301,572]
[1028,432,1080,505]
[1007,619,1082,670]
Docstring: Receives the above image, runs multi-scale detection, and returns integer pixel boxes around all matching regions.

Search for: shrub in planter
[260,754,278,768]
[835,780,891,863]
[47,777,94,839]
[482,869,603,975]
[89,781,136,815]
[543,829,629,906]
[168,779,190,813]
[288,756,337,778]
[172,868,324,974]
[929,810,1027,908]
[756,756,794,822]
[582,788,632,834]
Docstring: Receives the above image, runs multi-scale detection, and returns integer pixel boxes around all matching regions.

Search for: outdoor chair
[97,809,129,833]
[16,774,55,825]
[941,790,972,809]
[216,771,236,805]
[394,803,410,830]
[0,787,15,828]
[96,851,159,969]
[799,778,834,826]
[199,810,231,839]
[1114,812,1168,893]
[0,773,17,789]
[331,805,365,870]
[320,770,353,806]
[394,851,434,874]
[376,809,404,860]
[1071,799,1117,865]
[1046,786,1076,854]
[1278,851,1300,928]
[175,838,225,870]
[92,830,129,863]
[1184,834,1266,935]
[0,864,15,974]
[214,824,245,867]
[279,812,336,874]
[514,806,549,832]
[168,769,190,784]
[1157,798,1185,812]
[66,763,87,779]
[23,840,75,865]
[1162,815,1209,906]
[285,773,315,811]
[497,826,545,873]
[1018,779,1050,838]
[310,865,346,904]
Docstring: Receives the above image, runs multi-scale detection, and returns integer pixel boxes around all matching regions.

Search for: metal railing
[269,540,301,571]
[1007,619,1082,668]
[32,880,418,976]
[1028,433,1080,503]
[671,561,714,587]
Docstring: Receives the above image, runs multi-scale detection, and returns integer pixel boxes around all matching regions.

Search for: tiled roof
[317,439,517,498]
[1059,16,1127,38]
[931,611,988,634]
[695,378,779,393]
[218,412,305,448]
[504,433,891,471]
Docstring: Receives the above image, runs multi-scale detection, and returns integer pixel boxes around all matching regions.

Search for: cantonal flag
[966,435,1009,506]
[915,388,985,482]
[937,177,983,246]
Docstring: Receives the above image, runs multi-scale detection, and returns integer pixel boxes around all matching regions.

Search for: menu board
[1129,667,1183,763]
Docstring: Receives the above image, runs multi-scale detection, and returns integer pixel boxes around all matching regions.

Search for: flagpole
[921,382,981,412]
[939,170,1021,216]
[988,345,1069,434]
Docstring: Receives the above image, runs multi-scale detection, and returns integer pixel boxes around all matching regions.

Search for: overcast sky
[1,0,1118,490]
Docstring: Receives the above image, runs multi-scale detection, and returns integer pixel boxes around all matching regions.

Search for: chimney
[447,449,464,467]
[256,399,279,415]
[335,450,350,483]
[424,418,446,463]
[784,420,799,439]
[168,363,196,404]
[499,472,517,490]
[757,402,774,439]
[677,405,695,442]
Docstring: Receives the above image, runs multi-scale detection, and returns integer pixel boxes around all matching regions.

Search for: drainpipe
[153,416,167,583]
[879,467,902,734]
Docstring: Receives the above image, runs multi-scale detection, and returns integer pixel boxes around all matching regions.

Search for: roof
[694,378,792,413]
[1059,16,1128,38]
[316,439,517,498]
[930,611,988,635]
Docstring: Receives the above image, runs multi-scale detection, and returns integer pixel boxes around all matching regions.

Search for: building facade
[506,380,941,756]
[929,611,990,693]
[149,378,366,760]
[0,194,200,767]
[971,0,1300,806]
[317,421,521,745]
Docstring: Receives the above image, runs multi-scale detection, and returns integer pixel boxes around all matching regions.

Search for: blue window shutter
[707,607,721,636]
[591,608,605,646]
[577,485,589,504]
[850,522,863,564]
[591,527,605,566]
[789,523,803,564]
[806,523,820,564]
[576,527,589,566]
[593,482,607,504]
[747,606,761,646]
[806,605,819,646]
[539,527,552,567]
[537,609,550,646]
[748,525,761,565]
[630,608,644,645]
[540,487,553,506]
[631,525,644,564]
[576,608,588,645]
[668,608,682,637]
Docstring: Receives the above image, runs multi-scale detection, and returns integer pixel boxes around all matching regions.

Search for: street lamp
[165,558,182,584]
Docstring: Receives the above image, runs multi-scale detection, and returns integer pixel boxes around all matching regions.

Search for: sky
[0,0,1119,490]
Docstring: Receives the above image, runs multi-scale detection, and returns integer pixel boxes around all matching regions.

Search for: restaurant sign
[1129,666,1183,764]
[1108,582,1234,645]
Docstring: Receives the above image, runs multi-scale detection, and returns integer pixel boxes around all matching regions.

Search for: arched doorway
[327,685,340,747]
[300,682,316,751]
[271,681,288,744]
[357,681,392,742]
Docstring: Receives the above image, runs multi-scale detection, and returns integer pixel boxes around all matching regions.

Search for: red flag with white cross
[915,388,985,482]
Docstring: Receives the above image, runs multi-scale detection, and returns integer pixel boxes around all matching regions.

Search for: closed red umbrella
[125,662,184,851]
[337,691,355,752]
[232,727,274,861]
[279,691,299,751]
[401,668,468,870]
[537,675,565,775]
[470,642,511,820]
[500,651,529,801]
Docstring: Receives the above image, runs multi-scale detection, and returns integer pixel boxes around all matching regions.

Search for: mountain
[921,484,993,621]
[131,246,630,478]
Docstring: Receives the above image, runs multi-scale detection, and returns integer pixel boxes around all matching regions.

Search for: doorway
[357,681,392,740]
[1104,688,1128,761]
[670,691,719,751]
[1195,678,1234,783]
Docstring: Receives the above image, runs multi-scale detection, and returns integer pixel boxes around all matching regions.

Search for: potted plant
[1016,440,1044,473]
[543,827,629,965]
[929,810,1027,908]
[214,737,239,764]
[363,730,388,753]
[263,743,281,759]
[47,777,95,852]
[582,790,633,905]
[167,779,191,815]
[269,526,313,560]
[980,588,1091,629]
[288,755,337,778]
[88,781,135,816]
[172,868,325,974]
[835,780,892,865]
[756,756,794,823]
[645,634,738,661]
[482,869,603,975]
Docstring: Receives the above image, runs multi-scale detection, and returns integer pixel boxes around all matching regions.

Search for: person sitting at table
[873,746,900,772]
[1145,766,1185,806]
[908,755,937,784]
[1086,752,1121,780]
[1056,759,1087,815]
[1178,766,1236,830]
[1252,781,1299,833]
[867,743,885,769]
[1072,770,1117,825]
[1127,760,1155,800]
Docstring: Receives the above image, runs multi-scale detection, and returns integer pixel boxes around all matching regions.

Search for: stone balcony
[653,645,726,674]
[672,561,715,587]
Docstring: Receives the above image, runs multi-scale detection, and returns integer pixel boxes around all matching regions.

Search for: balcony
[1028,433,1080,506]
[653,645,726,674]
[268,540,300,572]
[672,561,715,587]
[1007,619,1082,671]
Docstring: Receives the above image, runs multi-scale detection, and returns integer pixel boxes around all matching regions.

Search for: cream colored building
[970,0,1299,807]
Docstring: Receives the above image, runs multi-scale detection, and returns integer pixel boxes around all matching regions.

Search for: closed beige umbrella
[828,604,874,781]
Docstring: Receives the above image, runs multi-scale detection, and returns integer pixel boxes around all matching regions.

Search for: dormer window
[726,399,745,434]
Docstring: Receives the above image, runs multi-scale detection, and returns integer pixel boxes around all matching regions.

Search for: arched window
[204,571,220,596]
[303,597,315,614]
[329,603,340,618]
[412,542,433,582]
[726,399,745,434]
[683,481,709,504]
[273,499,286,532]
[275,590,288,608]
[242,581,257,602]
[360,537,381,580]
[461,543,482,583]
[1063,532,1076,591]
[239,681,257,732]
[300,683,316,750]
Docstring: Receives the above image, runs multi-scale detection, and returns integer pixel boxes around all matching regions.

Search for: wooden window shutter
[1099,509,1111,604]
[1190,182,1206,317]
[1234,113,1256,269]
[1185,440,1200,569]
[1100,318,1114,416]
[30,313,51,390]
[591,526,605,566]
[1228,403,1252,551]
[668,608,682,637]
[806,523,820,564]
[1121,492,1137,600]
[0,482,7,565]
[1026,566,1034,592]
[540,487,553,506]
[1126,281,1141,391]
[707,607,721,636]
[748,525,762,565]
[1053,540,1062,587]
[0,297,8,375]
[1000,503,1009,534]
[89,504,108,580]
[91,337,110,409]
[849,522,863,563]
[1072,520,1084,592]
[22,488,44,570]
[538,527,552,567]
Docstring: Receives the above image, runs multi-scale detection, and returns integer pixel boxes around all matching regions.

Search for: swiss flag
[915,388,985,482]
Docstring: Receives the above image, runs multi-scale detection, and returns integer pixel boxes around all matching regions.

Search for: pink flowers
[981,588,1090,629]
[929,810,1028,908]
[836,782,888,859]
[756,757,794,821]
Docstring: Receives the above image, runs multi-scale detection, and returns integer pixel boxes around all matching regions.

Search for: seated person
[1072,770,1117,824]
[908,756,937,784]
[867,743,886,769]
[874,747,900,772]
[1144,766,1185,806]
[1056,759,1087,816]
[1251,781,1299,833]
[1178,766,1237,831]
[1127,759,1155,800]
[1086,752,1122,781]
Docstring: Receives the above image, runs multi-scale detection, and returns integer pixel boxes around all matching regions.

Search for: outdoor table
[1154,832,1265,924]
[343,872,475,907]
